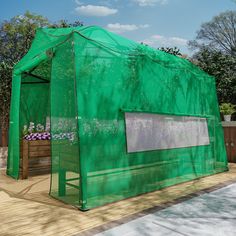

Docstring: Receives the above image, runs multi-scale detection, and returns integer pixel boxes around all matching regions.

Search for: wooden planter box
[20,140,51,179]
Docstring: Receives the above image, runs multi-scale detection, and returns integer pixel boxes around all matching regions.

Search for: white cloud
[139,24,150,28]
[75,5,118,16]
[133,0,168,6]
[168,37,188,45]
[75,0,83,5]
[142,34,188,47]
[107,23,150,33]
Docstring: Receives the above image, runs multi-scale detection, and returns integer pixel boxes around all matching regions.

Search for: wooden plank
[28,171,51,176]
[224,127,231,162]
[28,166,51,171]
[20,168,51,175]
[19,170,51,175]
[29,150,51,157]
[21,159,51,168]
[29,145,51,152]
[20,166,51,175]
[20,159,50,166]
[28,156,51,162]
[22,140,29,179]
[20,140,51,178]
[29,140,50,146]
[230,127,236,163]
[28,162,51,168]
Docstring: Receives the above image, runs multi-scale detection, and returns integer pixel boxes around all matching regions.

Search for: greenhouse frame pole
[73,33,88,211]
[7,74,21,179]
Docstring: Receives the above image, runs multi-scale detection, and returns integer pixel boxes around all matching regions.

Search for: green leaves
[189,11,236,105]
[0,11,50,66]
[0,62,12,128]
[219,103,236,115]
[193,48,236,104]
[158,47,182,56]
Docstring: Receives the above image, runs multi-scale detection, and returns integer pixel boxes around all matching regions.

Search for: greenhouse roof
[15,25,210,79]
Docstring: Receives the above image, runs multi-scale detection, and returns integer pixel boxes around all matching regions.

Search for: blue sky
[1,0,236,54]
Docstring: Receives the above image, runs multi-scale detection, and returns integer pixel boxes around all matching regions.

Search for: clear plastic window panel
[125,112,210,153]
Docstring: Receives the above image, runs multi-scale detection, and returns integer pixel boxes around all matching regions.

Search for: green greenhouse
[7,26,228,210]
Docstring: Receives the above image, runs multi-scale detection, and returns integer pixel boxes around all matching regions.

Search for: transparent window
[125,112,210,153]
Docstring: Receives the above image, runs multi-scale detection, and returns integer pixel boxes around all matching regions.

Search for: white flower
[29,122,35,128]
[45,123,50,132]
[36,123,44,132]
[28,122,35,133]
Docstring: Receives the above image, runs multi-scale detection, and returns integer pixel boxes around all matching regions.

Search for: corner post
[73,32,88,211]
[7,73,21,179]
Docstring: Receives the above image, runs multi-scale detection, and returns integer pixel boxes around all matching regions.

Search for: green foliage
[0,11,83,66]
[51,19,83,28]
[189,11,236,56]
[0,11,50,66]
[0,11,83,128]
[0,62,12,128]
[219,103,236,115]
[192,48,236,104]
[158,47,182,56]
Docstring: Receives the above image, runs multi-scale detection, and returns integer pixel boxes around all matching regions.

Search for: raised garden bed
[20,140,51,179]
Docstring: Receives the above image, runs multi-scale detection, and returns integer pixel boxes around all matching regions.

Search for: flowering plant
[24,132,51,141]
[22,121,77,142]
[23,122,51,141]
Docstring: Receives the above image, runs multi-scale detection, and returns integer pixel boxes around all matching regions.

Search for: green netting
[20,81,50,131]
[7,26,228,210]
[50,37,80,205]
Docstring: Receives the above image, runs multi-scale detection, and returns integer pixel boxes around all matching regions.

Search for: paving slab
[95,183,236,236]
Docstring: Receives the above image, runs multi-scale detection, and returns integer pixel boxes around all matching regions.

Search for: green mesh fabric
[20,81,50,131]
[7,26,228,210]
[50,37,80,205]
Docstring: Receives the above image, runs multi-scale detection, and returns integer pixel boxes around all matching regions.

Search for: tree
[51,19,83,28]
[192,48,236,104]
[189,11,236,56]
[158,46,182,56]
[0,63,12,145]
[0,11,50,66]
[0,11,83,66]
[0,11,83,145]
